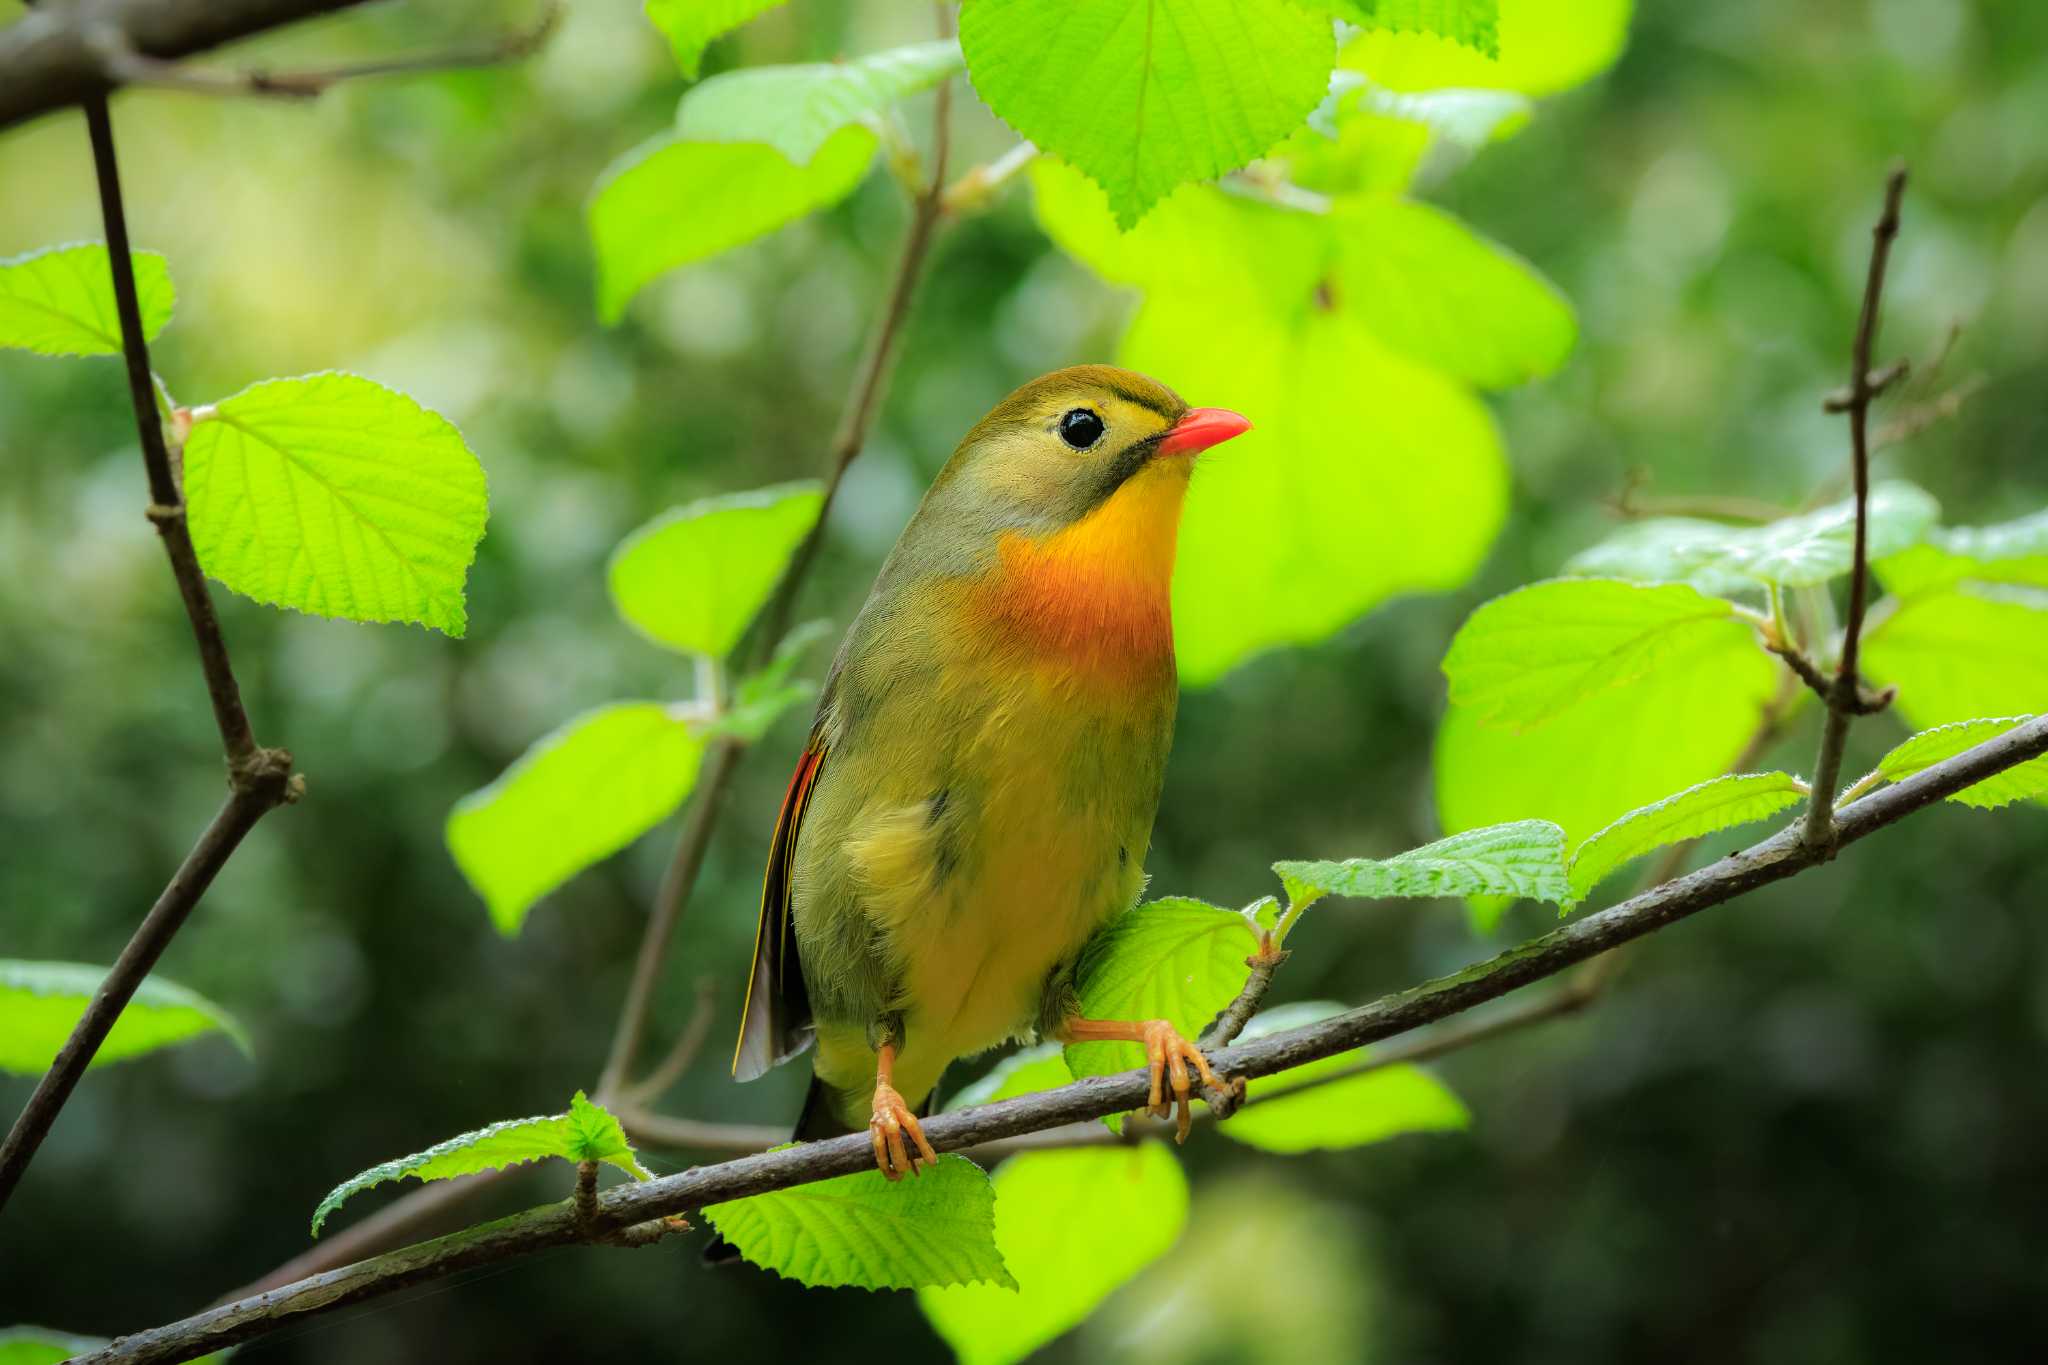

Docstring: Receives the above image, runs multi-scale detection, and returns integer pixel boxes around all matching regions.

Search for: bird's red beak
[1157,406,1251,457]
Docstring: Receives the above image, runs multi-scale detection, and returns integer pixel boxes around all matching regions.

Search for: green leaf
[312,1090,649,1237]
[1565,771,1806,907]
[1318,0,1500,57]
[707,619,833,744]
[1220,1001,1468,1154]
[1436,621,1779,932]
[1291,77,1530,193]
[180,372,488,636]
[1342,0,1632,97]
[645,0,785,79]
[447,703,705,934]
[1876,509,2048,599]
[1443,579,1744,730]
[677,40,963,166]
[1874,716,2048,811]
[0,960,249,1076]
[1565,482,1940,593]
[0,1327,226,1365]
[608,483,822,658]
[945,1043,1073,1111]
[919,1144,1187,1365]
[963,0,1334,228]
[590,125,874,323]
[0,243,174,357]
[1064,898,1258,1086]
[1862,590,2048,730]
[1275,819,1568,911]
[704,1154,1014,1290]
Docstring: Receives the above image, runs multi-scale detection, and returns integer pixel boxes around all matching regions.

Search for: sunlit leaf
[919,1144,1187,1365]
[1292,76,1530,192]
[705,1154,1013,1290]
[608,483,823,658]
[311,1091,649,1236]
[1275,820,1568,909]
[447,703,705,934]
[1219,1001,1468,1154]
[1342,0,1633,97]
[644,0,785,79]
[677,40,962,165]
[962,0,1333,228]
[1875,509,2048,599]
[1862,590,2048,729]
[0,961,248,1076]
[944,1042,1072,1111]
[1316,0,1500,57]
[0,243,173,357]
[1064,898,1257,1087]
[1874,715,2048,811]
[1565,771,1806,907]
[181,373,488,636]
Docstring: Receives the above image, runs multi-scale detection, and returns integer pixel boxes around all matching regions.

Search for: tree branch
[83,714,2048,1365]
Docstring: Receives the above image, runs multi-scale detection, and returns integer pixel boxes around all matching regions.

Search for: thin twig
[1606,469,1792,524]
[621,976,720,1106]
[1200,937,1289,1051]
[1802,166,1908,851]
[79,714,2048,1365]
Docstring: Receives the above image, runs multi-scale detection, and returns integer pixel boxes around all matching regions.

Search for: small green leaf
[1876,509,2048,599]
[644,0,785,79]
[1219,1002,1469,1154]
[590,125,874,323]
[1317,0,1500,57]
[0,960,249,1076]
[962,0,1334,228]
[0,243,174,357]
[707,620,833,744]
[919,1144,1187,1365]
[1275,819,1569,910]
[677,40,963,166]
[1875,716,2047,811]
[1443,579,1743,730]
[1566,771,1806,907]
[1863,590,2048,730]
[945,1043,1072,1111]
[181,372,488,636]
[1288,75,1528,194]
[0,1327,226,1365]
[704,1154,1013,1290]
[608,483,823,658]
[447,703,705,934]
[1064,898,1258,1086]
[1341,0,1633,98]
[312,1091,649,1237]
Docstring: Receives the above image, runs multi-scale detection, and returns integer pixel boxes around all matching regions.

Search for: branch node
[229,746,297,803]
[144,501,183,529]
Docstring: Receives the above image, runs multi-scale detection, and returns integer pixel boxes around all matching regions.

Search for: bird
[730,364,1251,1181]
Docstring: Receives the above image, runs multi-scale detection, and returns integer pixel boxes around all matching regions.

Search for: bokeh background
[4,0,2047,1361]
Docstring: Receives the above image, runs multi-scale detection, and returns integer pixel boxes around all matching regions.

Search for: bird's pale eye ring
[1059,408,1105,450]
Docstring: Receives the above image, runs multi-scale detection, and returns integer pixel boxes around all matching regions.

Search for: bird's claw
[869,1079,937,1181]
[1134,1018,1222,1143]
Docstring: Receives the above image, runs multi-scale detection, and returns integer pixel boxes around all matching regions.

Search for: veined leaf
[919,1144,1187,1365]
[0,1327,226,1365]
[644,0,785,79]
[677,40,963,166]
[1876,509,2048,599]
[1316,0,1499,57]
[1342,0,1633,98]
[1275,820,1567,909]
[312,1091,649,1236]
[590,124,874,323]
[705,1154,1013,1291]
[0,960,248,1075]
[1064,898,1257,1086]
[608,483,822,658]
[0,243,174,357]
[181,373,488,636]
[1566,771,1806,907]
[1863,590,2048,729]
[1293,77,1530,192]
[1874,716,2047,811]
[447,702,706,934]
[962,0,1333,228]
[1220,1001,1468,1154]
[945,1042,1072,1111]
[1443,579,1743,730]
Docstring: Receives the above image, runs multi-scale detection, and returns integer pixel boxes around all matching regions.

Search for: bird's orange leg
[869,1040,937,1181]
[1055,1016,1221,1142]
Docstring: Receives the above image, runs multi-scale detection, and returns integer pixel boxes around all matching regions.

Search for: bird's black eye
[1059,408,1105,450]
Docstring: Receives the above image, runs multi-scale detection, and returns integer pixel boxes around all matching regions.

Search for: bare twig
[1200,937,1289,1051]
[621,976,720,1106]
[1607,469,1792,524]
[1802,166,1908,851]
[79,714,2048,1365]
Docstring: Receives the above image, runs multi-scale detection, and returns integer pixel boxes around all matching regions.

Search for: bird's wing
[731,734,824,1080]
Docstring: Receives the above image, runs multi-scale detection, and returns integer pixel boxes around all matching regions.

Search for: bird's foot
[869,1078,937,1181]
[1134,1019,1222,1144]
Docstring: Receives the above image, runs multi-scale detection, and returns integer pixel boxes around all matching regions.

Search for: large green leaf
[704,1154,1013,1290]
[589,124,874,323]
[0,960,248,1075]
[1862,590,2048,730]
[1342,0,1632,97]
[1874,716,2048,811]
[1275,820,1568,909]
[644,0,785,79]
[1566,771,1806,907]
[447,702,705,934]
[0,243,174,357]
[944,1043,1072,1111]
[1220,1002,1468,1154]
[1064,898,1258,1085]
[608,483,822,658]
[1876,509,2048,599]
[1289,76,1530,193]
[1443,579,1744,730]
[919,1144,1188,1365]
[312,1091,649,1236]
[1317,0,1499,57]
[181,373,488,636]
[0,1328,226,1365]
[962,0,1334,228]
[677,40,963,165]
